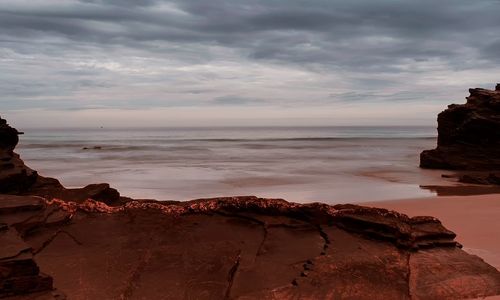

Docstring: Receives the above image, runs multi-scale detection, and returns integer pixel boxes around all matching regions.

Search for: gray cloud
[212,95,268,106]
[1,0,500,125]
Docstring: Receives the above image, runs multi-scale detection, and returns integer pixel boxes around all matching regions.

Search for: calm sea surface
[17,126,447,203]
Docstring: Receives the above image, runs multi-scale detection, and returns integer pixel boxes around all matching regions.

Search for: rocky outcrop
[0,195,498,299]
[0,117,20,153]
[420,85,500,170]
[26,182,123,205]
[0,116,122,205]
[0,195,69,299]
[0,227,54,298]
[459,173,500,185]
[0,117,38,193]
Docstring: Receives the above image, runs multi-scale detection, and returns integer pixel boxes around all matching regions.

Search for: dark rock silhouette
[0,117,38,193]
[1,116,500,299]
[458,173,500,185]
[420,85,500,170]
[0,116,122,205]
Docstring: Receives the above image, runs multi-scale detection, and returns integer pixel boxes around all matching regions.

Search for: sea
[16,126,448,204]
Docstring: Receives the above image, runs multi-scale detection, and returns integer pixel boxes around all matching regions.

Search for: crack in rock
[224,251,241,300]
[407,253,413,300]
[316,224,331,254]
[214,211,268,260]
[119,248,153,300]
[255,224,268,258]
[16,207,66,237]
[291,224,330,287]
[0,247,32,261]
[33,229,83,255]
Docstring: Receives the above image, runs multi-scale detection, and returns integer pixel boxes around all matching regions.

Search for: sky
[1,0,499,127]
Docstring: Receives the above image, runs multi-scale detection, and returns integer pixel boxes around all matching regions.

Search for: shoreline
[2,114,500,299]
[368,193,500,270]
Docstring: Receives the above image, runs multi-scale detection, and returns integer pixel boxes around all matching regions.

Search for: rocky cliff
[1,116,500,299]
[0,118,38,193]
[420,84,500,170]
[0,116,122,205]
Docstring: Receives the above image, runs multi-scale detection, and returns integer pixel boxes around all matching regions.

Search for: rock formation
[1,195,500,299]
[458,173,500,185]
[0,117,38,193]
[0,116,122,205]
[420,84,500,170]
[1,116,500,299]
[0,195,64,298]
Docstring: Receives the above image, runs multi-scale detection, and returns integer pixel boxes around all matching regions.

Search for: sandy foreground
[368,194,500,271]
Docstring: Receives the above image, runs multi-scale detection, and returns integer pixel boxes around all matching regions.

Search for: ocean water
[16,126,447,204]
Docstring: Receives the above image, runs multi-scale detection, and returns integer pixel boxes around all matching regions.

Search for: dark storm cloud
[3,0,500,59]
[5,4,500,49]
[481,39,500,62]
[1,0,500,116]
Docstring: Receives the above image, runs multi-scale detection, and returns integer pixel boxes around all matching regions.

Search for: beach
[13,126,500,268]
[2,115,500,299]
[2,0,500,297]
[369,194,500,270]
[17,126,452,202]
[17,126,500,270]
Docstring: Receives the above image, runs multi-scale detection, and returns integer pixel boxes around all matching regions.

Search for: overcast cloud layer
[1,0,499,127]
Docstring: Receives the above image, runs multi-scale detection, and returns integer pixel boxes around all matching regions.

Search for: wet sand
[368,194,500,270]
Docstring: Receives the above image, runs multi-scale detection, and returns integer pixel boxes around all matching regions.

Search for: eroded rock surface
[0,195,499,299]
[0,117,38,194]
[420,85,500,170]
[0,195,65,299]
[459,173,500,185]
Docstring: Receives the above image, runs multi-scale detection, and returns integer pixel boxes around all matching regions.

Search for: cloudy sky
[1,0,499,127]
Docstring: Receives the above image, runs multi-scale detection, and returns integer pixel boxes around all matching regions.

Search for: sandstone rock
[0,117,20,153]
[80,183,120,204]
[0,117,38,194]
[0,227,54,298]
[11,196,498,300]
[0,195,44,215]
[420,85,500,170]
[24,183,123,205]
[0,116,122,205]
[459,173,500,185]
[0,191,499,299]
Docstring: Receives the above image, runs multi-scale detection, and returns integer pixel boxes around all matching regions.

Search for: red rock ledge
[1,195,500,299]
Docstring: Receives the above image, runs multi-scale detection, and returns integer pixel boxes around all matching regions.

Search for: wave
[20,136,437,148]
[19,136,436,152]
[18,143,212,152]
